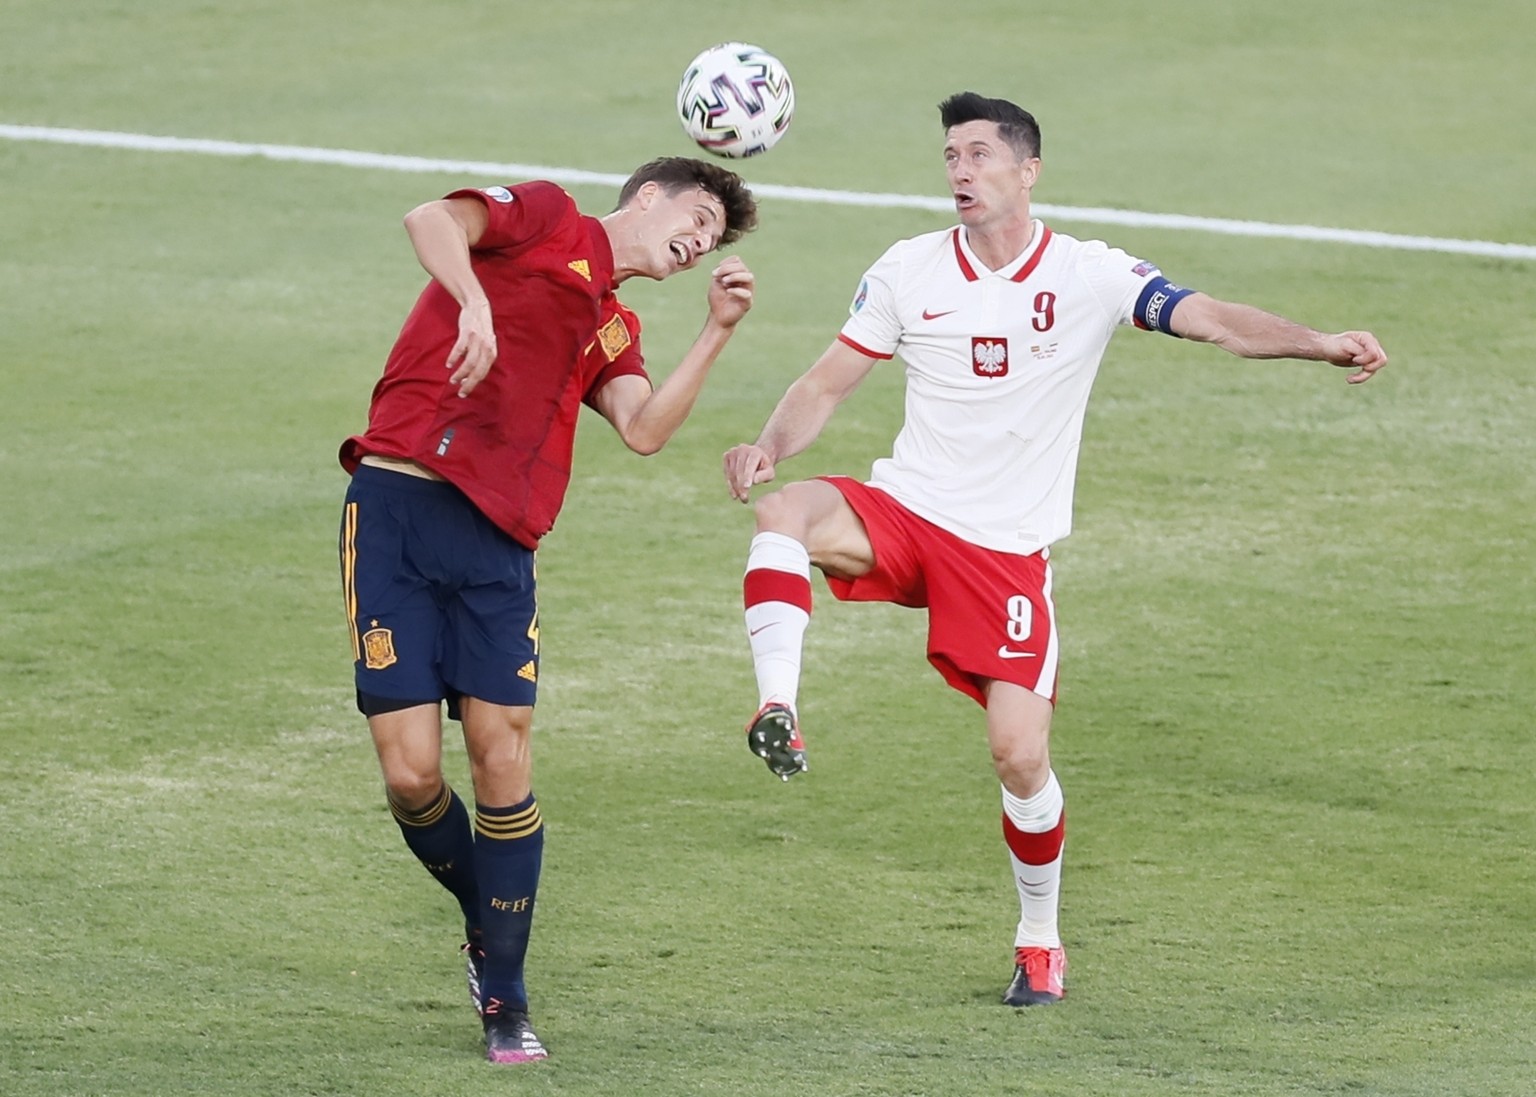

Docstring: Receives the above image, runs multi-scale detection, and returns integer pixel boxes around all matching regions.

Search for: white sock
[1001,771,1065,949]
[743,532,812,713]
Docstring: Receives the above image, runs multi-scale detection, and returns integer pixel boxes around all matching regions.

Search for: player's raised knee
[752,484,814,538]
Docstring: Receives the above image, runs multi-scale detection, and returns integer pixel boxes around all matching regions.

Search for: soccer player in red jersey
[338,158,757,1063]
[724,93,1387,1008]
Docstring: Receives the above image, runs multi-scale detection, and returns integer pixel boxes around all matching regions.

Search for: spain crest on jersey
[596,314,632,361]
[972,337,1009,378]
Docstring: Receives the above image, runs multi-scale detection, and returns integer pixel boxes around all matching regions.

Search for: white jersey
[838,220,1184,555]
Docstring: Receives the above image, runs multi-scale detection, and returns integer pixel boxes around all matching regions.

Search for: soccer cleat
[746,702,807,780]
[1002,946,1067,1006]
[461,940,485,1016]
[483,1000,548,1064]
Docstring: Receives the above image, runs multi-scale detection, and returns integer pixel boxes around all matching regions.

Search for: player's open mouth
[670,241,691,266]
[953,190,977,210]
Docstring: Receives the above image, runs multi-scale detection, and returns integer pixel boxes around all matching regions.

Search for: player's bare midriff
[359,455,446,481]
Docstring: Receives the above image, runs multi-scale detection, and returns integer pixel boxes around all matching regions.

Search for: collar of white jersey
[950,220,1053,283]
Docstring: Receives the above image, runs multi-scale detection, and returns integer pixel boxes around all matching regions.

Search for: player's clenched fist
[708,257,755,329]
[1325,330,1388,384]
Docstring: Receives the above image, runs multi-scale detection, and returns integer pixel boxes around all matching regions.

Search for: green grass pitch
[2,2,1533,1094]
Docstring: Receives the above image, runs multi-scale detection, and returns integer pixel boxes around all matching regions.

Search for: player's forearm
[754,374,841,464]
[1197,299,1330,361]
[621,318,736,455]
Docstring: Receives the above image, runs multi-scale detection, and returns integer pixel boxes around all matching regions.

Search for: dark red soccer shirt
[340,181,650,549]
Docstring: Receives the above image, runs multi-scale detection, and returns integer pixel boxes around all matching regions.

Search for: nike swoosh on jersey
[997,647,1037,659]
[921,308,957,320]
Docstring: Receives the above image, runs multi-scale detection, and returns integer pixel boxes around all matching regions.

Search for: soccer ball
[676,42,794,159]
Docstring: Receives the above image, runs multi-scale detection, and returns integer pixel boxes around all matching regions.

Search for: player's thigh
[367,702,447,805]
[927,545,1058,695]
[458,697,534,806]
[442,530,541,711]
[754,478,875,579]
[340,475,449,703]
[445,564,538,805]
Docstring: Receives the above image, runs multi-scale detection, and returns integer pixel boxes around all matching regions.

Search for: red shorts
[820,476,1059,707]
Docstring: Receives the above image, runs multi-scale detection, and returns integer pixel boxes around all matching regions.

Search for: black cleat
[483,1000,548,1064]
[461,940,485,1016]
[746,702,807,780]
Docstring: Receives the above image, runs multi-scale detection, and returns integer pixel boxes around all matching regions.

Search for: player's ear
[1021,158,1041,190]
[633,180,660,210]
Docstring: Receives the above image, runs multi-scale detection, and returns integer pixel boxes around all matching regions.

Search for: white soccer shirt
[838,220,1181,555]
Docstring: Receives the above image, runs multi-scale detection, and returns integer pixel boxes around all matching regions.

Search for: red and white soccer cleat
[1002,946,1066,1006]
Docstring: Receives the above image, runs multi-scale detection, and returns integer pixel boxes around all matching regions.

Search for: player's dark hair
[617,157,758,246]
[938,92,1041,160]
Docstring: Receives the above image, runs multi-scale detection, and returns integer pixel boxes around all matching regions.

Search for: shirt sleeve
[443,180,573,253]
[837,243,903,359]
[582,301,650,409]
[1081,243,1196,335]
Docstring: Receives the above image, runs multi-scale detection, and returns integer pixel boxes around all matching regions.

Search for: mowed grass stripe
[4,122,1535,261]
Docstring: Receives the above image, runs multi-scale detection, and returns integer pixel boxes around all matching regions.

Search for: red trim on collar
[1010,226,1054,283]
[951,228,979,282]
[952,224,1052,282]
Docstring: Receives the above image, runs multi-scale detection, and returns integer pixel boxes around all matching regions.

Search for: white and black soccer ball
[676,42,794,159]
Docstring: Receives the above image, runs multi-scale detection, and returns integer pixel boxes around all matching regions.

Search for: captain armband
[1133,276,1197,336]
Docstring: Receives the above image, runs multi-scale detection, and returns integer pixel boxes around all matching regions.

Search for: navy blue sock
[474,794,544,1013]
[390,783,479,937]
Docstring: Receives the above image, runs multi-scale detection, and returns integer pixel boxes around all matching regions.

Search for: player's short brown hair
[939,92,1041,161]
[617,157,758,247]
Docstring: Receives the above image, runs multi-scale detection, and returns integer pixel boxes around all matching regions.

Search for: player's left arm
[1168,293,1388,384]
[593,256,755,454]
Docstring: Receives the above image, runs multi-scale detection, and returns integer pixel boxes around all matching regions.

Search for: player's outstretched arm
[1169,293,1388,384]
[593,257,755,455]
[723,339,880,502]
[403,196,497,397]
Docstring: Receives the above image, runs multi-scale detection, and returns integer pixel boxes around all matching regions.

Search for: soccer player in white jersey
[721,92,1388,1007]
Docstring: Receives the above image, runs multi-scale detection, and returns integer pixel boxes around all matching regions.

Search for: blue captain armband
[1134,276,1196,335]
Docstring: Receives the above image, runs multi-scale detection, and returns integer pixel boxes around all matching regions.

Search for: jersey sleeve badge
[596,313,633,361]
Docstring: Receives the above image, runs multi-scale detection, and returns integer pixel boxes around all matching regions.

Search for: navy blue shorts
[340,464,539,714]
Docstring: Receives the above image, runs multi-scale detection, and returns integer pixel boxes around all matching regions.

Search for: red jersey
[340,181,650,549]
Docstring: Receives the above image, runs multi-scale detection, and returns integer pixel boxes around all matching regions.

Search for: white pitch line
[4,123,1534,261]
